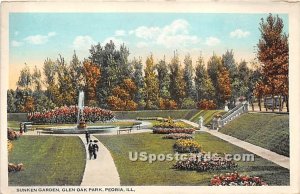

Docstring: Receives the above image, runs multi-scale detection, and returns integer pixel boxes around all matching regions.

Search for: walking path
[180,119,290,170]
[79,135,120,186]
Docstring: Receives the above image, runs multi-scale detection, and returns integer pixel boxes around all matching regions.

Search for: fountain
[44,91,119,134]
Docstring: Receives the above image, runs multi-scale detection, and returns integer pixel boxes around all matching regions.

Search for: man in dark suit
[85,131,90,144]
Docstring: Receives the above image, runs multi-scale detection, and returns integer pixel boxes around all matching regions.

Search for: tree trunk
[286,95,289,112]
[271,94,275,112]
[279,95,282,112]
[258,97,262,111]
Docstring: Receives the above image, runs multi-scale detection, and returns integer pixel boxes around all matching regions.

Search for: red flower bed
[28,106,114,124]
[173,154,237,172]
[210,172,268,186]
[153,128,195,134]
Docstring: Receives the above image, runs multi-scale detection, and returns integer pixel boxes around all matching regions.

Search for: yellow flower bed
[173,139,201,153]
[8,140,13,153]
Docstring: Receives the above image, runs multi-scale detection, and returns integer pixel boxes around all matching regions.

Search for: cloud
[12,40,23,47]
[205,37,220,46]
[24,32,57,45]
[130,19,200,49]
[72,35,95,50]
[230,29,250,38]
[136,42,148,48]
[115,30,126,37]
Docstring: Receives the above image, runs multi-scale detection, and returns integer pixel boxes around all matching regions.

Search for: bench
[117,124,141,135]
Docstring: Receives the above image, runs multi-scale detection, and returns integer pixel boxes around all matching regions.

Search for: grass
[189,110,227,126]
[114,109,199,120]
[8,121,139,131]
[219,113,289,157]
[8,136,86,186]
[95,132,289,186]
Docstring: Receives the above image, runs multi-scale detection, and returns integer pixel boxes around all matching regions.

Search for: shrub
[159,98,178,110]
[163,133,193,140]
[173,154,237,171]
[153,128,195,134]
[210,172,268,186]
[181,98,196,109]
[7,128,20,140]
[28,106,114,124]
[173,139,201,153]
[197,99,217,110]
[8,163,24,173]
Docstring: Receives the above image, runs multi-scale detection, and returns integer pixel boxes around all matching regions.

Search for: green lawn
[189,110,227,126]
[114,109,199,120]
[219,113,289,156]
[95,132,289,186]
[9,136,86,186]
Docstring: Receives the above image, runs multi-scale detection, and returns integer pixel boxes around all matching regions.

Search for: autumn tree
[217,67,231,108]
[144,55,159,109]
[257,14,289,112]
[83,60,101,106]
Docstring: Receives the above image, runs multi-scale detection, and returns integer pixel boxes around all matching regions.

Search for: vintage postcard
[1,1,300,194]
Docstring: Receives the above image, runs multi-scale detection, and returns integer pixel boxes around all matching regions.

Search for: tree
[194,55,215,102]
[257,14,289,112]
[237,60,251,99]
[43,58,59,105]
[56,55,76,106]
[132,58,145,108]
[83,60,101,106]
[217,67,231,108]
[144,55,159,109]
[169,53,186,107]
[222,50,238,108]
[7,89,16,113]
[156,57,170,99]
[69,51,84,103]
[32,66,42,91]
[207,54,222,90]
[183,54,195,99]
[17,64,32,90]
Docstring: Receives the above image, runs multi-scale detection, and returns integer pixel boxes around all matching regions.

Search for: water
[77,91,85,125]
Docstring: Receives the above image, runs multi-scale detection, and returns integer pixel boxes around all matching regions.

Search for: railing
[212,101,248,130]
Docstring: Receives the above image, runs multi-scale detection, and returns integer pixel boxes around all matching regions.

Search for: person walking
[85,131,90,144]
[93,140,99,159]
[88,140,94,160]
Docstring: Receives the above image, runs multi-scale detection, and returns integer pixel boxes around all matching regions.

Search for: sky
[9,13,288,89]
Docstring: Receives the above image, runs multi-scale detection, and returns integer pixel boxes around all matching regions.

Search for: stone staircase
[213,101,249,130]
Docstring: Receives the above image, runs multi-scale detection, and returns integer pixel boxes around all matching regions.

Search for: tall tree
[83,60,101,106]
[144,55,159,109]
[194,56,215,102]
[7,89,16,113]
[43,58,59,105]
[217,67,231,108]
[257,14,289,112]
[17,63,32,90]
[207,54,222,90]
[169,53,186,107]
[69,51,84,103]
[183,54,195,99]
[132,58,145,108]
[156,57,170,99]
[32,66,42,91]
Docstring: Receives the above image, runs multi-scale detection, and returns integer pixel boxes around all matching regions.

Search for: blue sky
[9,13,288,88]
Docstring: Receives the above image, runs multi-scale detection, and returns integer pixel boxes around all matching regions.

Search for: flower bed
[173,154,237,171]
[163,133,194,139]
[173,139,201,153]
[210,172,268,186]
[153,117,186,128]
[28,106,114,124]
[153,128,195,134]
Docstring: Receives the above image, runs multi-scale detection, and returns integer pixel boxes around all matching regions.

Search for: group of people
[85,131,99,160]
